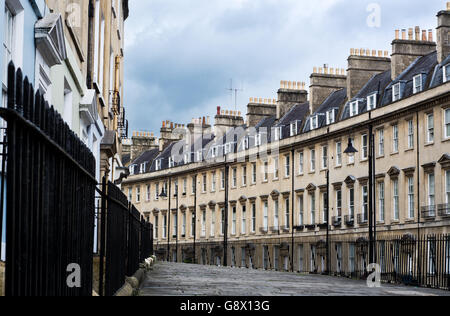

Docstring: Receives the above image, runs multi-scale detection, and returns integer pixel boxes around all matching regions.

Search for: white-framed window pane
[427,114,434,143]
[299,152,304,174]
[379,182,385,222]
[336,142,342,166]
[408,120,414,149]
[378,130,384,156]
[408,177,414,219]
[445,109,450,138]
[393,125,399,152]
[393,179,399,220]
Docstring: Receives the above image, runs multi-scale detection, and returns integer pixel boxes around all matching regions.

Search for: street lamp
[344,132,376,266]
[159,181,170,262]
[343,137,358,156]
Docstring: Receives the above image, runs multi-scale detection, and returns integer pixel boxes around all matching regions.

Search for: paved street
[140,262,450,296]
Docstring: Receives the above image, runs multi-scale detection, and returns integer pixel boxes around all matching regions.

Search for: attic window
[129,164,135,175]
[274,127,283,141]
[211,146,218,158]
[155,159,162,171]
[310,116,318,130]
[349,101,359,117]
[392,83,401,102]
[444,65,450,83]
[184,153,191,164]
[367,94,377,111]
[326,109,336,125]
[224,143,233,155]
[290,121,299,136]
[255,133,262,146]
[413,74,423,94]
[242,137,249,150]
[196,150,202,162]
[169,157,175,168]
[140,162,147,173]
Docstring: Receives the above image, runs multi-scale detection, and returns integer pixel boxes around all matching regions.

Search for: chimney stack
[215,108,245,135]
[276,80,308,119]
[391,27,437,80]
[347,47,391,100]
[437,2,450,63]
[131,131,159,161]
[309,67,346,114]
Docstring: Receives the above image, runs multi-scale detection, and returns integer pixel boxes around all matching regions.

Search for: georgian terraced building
[123,5,450,276]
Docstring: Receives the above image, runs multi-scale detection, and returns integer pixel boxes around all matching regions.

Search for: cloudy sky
[123,0,444,135]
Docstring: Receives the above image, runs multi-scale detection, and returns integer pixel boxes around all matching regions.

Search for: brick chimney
[277,81,308,119]
[391,27,436,80]
[347,48,391,100]
[131,131,159,161]
[247,98,277,127]
[309,66,347,113]
[437,3,450,64]
[214,107,245,136]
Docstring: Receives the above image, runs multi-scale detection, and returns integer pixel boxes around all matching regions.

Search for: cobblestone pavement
[140,262,450,296]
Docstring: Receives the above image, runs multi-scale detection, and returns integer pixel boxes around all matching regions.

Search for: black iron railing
[421,205,437,219]
[1,63,96,296]
[1,63,153,297]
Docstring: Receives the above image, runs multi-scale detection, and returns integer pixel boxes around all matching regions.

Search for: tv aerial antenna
[227,79,244,112]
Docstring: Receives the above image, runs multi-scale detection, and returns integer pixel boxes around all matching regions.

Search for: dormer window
[310,115,318,130]
[255,133,262,146]
[184,153,191,164]
[168,157,175,168]
[290,121,299,136]
[413,74,423,94]
[129,164,136,175]
[392,83,401,102]
[155,159,162,171]
[211,146,218,158]
[224,143,233,155]
[444,64,450,83]
[274,126,282,141]
[326,109,336,125]
[196,150,202,162]
[367,94,377,111]
[242,137,249,150]
[140,162,147,173]
[349,101,359,117]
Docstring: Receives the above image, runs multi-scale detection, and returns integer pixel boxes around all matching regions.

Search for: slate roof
[276,103,310,138]
[129,148,160,174]
[304,88,347,132]
[341,71,391,120]
[429,54,450,88]
[381,51,437,107]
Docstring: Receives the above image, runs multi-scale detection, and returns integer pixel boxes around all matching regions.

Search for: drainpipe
[416,110,422,281]
[86,0,95,89]
[167,177,171,262]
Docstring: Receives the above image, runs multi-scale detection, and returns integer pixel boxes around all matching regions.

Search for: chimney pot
[402,29,407,40]
[273,99,277,104]
[422,30,427,41]
[350,48,355,55]
[447,2,450,11]
[313,67,318,73]
[428,29,433,42]
[217,106,221,115]
[395,30,400,40]
[415,26,420,41]
[408,28,413,40]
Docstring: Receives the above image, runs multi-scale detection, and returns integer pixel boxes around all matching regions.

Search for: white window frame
[299,152,304,174]
[202,174,207,193]
[392,83,401,102]
[446,170,450,205]
[407,176,414,219]
[378,129,385,156]
[349,188,355,218]
[274,200,279,228]
[361,134,368,160]
[321,146,328,169]
[378,182,385,222]
[251,163,257,184]
[290,121,298,137]
[349,101,359,117]
[393,179,399,220]
[408,120,414,149]
[263,202,269,231]
[310,149,316,172]
[445,108,450,139]
[413,74,423,94]
[367,93,377,111]
[232,168,237,188]
[298,195,304,226]
[427,113,434,143]
[444,64,450,83]
[210,210,215,237]
[285,154,290,177]
[201,210,206,237]
[242,166,247,186]
[155,183,159,200]
[326,109,335,125]
[221,170,225,190]
[263,161,268,182]
[336,142,342,167]
[155,159,162,171]
[251,203,256,233]
[146,185,151,201]
[310,193,316,225]
[273,156,279,180]
[392,124,399,153]
[285,198,290,228]
[232,207,237,235]
[428,173,435,208]
[274,126,282,141]
[211,172,216,192]
[310,116,318,130]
